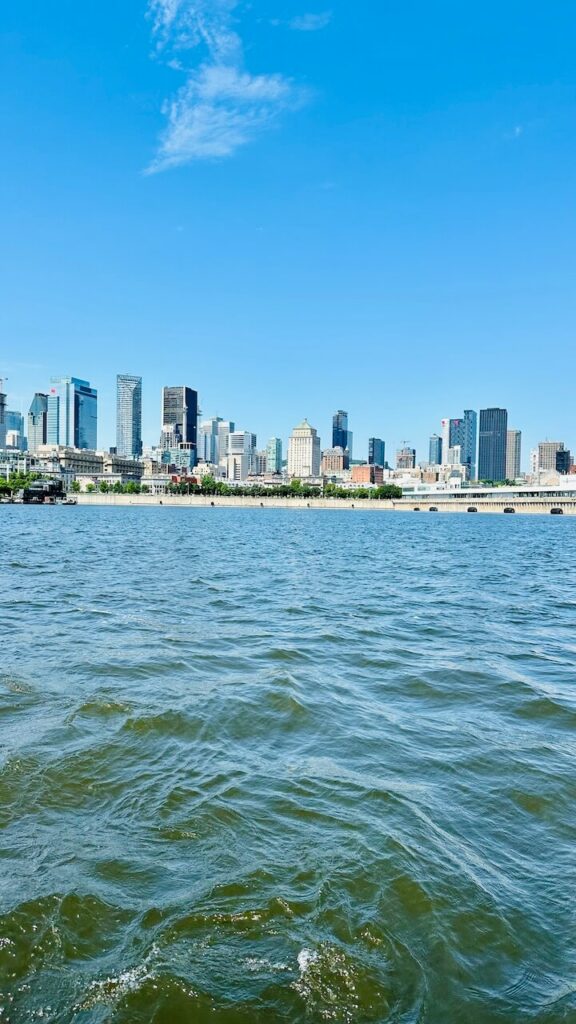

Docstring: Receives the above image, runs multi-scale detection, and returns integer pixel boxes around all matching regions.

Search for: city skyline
[4,369,575,475]
[3,368,576,479]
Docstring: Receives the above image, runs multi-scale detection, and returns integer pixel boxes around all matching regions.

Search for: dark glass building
[478,408,508,481]
[161,386,198,454]
[556,449,572,474]
[332,410,349,450]
[368,437,385,466]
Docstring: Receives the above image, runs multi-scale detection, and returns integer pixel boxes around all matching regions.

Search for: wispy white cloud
[146,0,306,172]
[289,11,332,32]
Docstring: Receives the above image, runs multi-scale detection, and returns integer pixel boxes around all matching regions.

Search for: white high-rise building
[226,431,256,481]
[116,374,142,458]
[287,419,321,478]
[440,418,450,465]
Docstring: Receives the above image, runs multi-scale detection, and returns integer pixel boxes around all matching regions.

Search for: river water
[1,507,575,1023]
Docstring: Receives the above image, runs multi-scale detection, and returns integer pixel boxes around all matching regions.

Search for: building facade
[368,437,385,466]
[321,447,347,474]
[287,419,321,478]
[160,386,198,455]
[116,374,142,458]
[28,394,48,451]
[506,429,522,480]
[537,441,565,472]
[47,377,98,450]
[351,464,384,484]
[449,410,477,479]
[266,437,283,474]
[396,447,416,470]
[429,434,442,465]
[199,417,223,463]
[478,408,508,481]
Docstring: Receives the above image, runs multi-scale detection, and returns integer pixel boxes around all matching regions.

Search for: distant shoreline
[69,494,576,515]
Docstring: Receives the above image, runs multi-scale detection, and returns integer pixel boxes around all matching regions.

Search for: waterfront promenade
[76,492,576,514]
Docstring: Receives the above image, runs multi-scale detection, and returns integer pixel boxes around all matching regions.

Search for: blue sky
[2,0,575,465]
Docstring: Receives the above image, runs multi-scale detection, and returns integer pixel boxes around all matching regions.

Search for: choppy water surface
[1,507,575,1023]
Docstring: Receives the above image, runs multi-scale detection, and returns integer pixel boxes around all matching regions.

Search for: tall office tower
[478,408,508,481]
[28,394,48,450]
[537,440,565,472]
[332,410,349,451]
[47,376,98,449]
[226,431,257,481]
[368,437,385,466]
[287,419,321,478]
[429,434,442,465]
[0,380,6,448]
[506,429,522,480]
[199,417,224,463]
[440,418,451,464]
[396,447,416,470]
[160,386,198,454]
[5,410,25,450]
[449,410,477,478]
[266,437,283,474]
[217,420,235,464]
[116,374,142,458]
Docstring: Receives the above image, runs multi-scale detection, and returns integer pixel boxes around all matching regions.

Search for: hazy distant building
[5,410,25,450]
[429,434,442,465]
[0,381,5,448]
[368,437,385,466]
[160,386,198,457]
[217,420,235,463]
[440,418,450,464]
[116,374,142,458]
[47,376,97,449]
[199,417,223,463]
[321,447,346,474]
[537,441,565,472]
[266,437,283,474]
[288,419,321,478]
[478,408,508,481]
[28,394,48,451]
[506,429,522,480]
[396,447,416,470]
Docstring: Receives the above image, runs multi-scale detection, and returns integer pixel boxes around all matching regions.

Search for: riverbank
[74,493,576,514]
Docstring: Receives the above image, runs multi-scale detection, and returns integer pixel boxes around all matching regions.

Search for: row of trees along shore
[72,477,404,500]
[0,472,401,500]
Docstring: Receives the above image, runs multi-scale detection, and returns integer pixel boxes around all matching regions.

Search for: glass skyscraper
[429,434,442,465]
[161,387,198,456]
[449,410,477,478]
[116,374,142,457]
[266,437,283,474]
[478,408,508,481]
[28,394,48,450]
[368,437,385,466]
[332,410,349,451]
[47,377,98,449]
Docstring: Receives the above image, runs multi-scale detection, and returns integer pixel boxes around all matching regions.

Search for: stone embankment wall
[76,494,576,514]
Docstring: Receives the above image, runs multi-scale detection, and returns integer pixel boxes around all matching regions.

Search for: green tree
[71,480,81,493]
[86,483,95,493]
[99,480,110,493]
